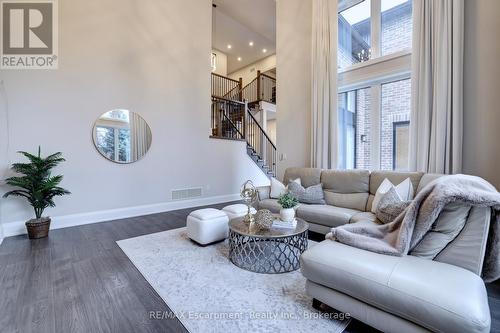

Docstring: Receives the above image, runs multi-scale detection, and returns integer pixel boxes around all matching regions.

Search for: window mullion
[371,0,381,59]
[370,84,381,169]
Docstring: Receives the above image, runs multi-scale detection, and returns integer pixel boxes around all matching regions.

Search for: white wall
[276,0,312,180]
[0,0,269,233]
[267,119,277,144]
[463,0,500,189]
[211,49,228,76]
[228,54,276,86]
[0,80,7,241]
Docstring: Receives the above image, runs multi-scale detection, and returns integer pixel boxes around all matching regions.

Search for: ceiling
[212,0,276,74]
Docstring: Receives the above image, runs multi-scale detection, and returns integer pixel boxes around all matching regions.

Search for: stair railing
[211,73,242,100]
[239,70,276,104]
[258,72,276,104]
[210,73,277,177]
[211,96,245,140]
[245,109,277,177]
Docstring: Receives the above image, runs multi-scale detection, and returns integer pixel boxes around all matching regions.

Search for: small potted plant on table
[277,192,299,222]
[2,147,71,239]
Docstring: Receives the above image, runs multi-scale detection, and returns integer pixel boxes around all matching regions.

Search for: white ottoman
[222,204,257,221]
[186,208,229,245]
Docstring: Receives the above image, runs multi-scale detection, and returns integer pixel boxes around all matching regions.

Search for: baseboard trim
[2,193,241,238]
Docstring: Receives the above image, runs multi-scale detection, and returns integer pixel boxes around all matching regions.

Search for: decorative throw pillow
[287,182,326,205]
[371,178,414,213]
[270,177,301,199]
[376,186,411,224]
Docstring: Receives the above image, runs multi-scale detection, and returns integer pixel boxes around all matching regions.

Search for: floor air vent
[171,187,203,201]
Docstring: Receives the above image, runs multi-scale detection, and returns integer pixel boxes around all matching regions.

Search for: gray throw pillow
[376,186,411,224]
[288,182,326,205]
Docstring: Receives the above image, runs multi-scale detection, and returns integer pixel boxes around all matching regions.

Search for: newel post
[238,78,243,101]
[256,70,261,101]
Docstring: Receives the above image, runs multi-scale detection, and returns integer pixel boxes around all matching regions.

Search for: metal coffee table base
[228,229,308,274]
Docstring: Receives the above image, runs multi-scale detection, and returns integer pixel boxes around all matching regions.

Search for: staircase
[210,72,277,178]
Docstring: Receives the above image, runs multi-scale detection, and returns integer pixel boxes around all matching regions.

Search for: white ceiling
[212,0,276,74]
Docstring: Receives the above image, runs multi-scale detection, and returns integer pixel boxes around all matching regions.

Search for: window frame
[392,120,410,170]
[337,0,412,170]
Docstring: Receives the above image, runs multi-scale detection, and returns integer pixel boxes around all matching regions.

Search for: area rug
[117,228,350,333]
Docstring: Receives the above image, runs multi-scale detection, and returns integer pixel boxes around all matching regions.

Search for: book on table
[272,218,297,229]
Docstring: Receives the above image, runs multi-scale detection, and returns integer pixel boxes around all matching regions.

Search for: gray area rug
[117,227,350,333]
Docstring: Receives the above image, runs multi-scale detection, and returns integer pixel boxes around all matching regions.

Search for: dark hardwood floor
[0,202,498,333]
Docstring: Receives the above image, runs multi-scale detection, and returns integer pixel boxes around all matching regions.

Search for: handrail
[211,72,239,83]
[237,71,276,104]
[240,78,257,92]
[211,96,245,140]
[221,112,244,138]
[211,73,241,101]
[212,95,245,104]
[260,73,276,81]
[246,110,276,150]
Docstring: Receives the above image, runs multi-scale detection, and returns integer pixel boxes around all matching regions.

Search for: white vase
[280,208,295,222]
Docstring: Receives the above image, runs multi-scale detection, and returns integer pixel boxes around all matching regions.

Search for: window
[338,0,371,69]
[337,0,412,171]
[381,0,413,55]
[381,79,411,170]
[338,88,372,169]
[393,121,410,170]
[338,91,356,169]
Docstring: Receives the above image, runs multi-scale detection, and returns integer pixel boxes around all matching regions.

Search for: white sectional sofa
[257,167,492,333]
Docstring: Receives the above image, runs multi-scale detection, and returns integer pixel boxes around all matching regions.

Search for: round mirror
[92,109,152,164]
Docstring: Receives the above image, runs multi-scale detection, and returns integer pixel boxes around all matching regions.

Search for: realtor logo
[1,0,58,69]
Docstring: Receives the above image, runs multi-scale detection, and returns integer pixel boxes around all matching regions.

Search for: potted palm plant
[2,147,70,239]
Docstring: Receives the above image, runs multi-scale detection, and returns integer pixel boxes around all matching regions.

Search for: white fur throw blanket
[327,174,500,282]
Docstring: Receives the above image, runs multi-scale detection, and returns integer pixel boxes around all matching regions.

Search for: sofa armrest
[256,186,271,201]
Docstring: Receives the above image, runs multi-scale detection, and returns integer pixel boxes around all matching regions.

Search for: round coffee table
[228,217,309,274]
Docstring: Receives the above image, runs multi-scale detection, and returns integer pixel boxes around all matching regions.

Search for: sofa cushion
[301,241,491,333]
[288,182,326,204]
[258,199,281,213]
[410,203,471,259]
[350,211,379,224]
[297,205,360,228]
[371,178,414,213]
[369,171,423,195]
[283,167,321,188]
[375,186,411,224]
[434,206,491,275]
[367,171,424,211]
[416,173,443,193]
[321,169,370,193]
[323,192,369,211]
[256,186,271,201]
[270,177,301,199]
[321,169,370,211]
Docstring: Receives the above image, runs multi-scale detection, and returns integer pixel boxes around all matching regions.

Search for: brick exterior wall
[355,88,372,169]
[380,79,411,170]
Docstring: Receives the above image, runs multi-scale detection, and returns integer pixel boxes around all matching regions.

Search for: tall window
[338,0,412,170]
[338,88,372,169]
[338,0,371,69]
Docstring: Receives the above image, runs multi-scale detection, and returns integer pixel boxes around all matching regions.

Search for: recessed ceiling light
[262,48,267,53]
[237,57,242,61]
[249,41,254,46]
[227,44,232,49]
